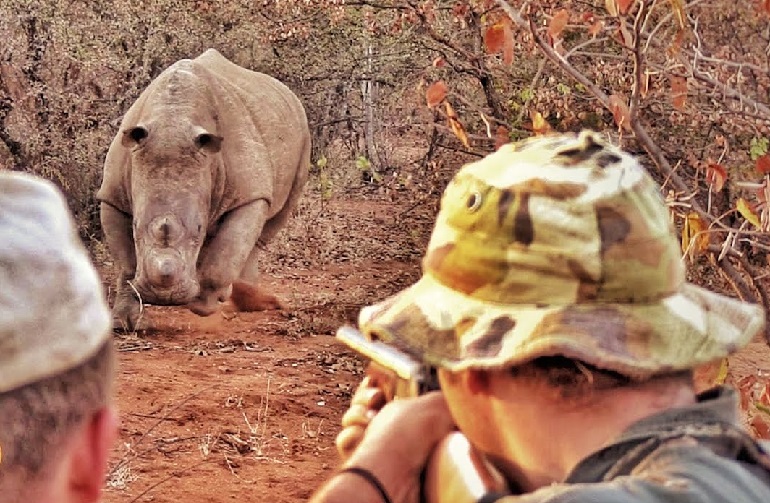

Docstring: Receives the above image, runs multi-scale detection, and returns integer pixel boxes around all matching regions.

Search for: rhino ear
[195,133,223,154]
[122,126,149,147]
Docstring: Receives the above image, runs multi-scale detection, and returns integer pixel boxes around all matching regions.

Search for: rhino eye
[466,192,483,212]
[128,127,148,143]
[197,134,214,147]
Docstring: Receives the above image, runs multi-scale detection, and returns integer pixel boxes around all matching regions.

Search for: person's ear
[67,406,119,502]
[465,369,492,395]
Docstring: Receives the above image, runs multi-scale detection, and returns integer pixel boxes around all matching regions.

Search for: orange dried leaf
[495,126,509,150]
[426,81,448,108]
[588,20,604,37]
[485,21,514,64]
[706,163,727,192]
[737,197,762,228]
[617,0,634,14]
[670,76,688,111]
[751,414,770,440]
[530,110,552,136]
[759,383,770,408]
[671,0,687,29]
[609,94,632,131]
[449,117,470,148]
[738,375,758,411]
[605,0,618,16]
[445,102,470,148]
[432,57,445,68]
[548,9,570,39]
[444,100,458,119]
[681,212,709,258]
[738,374,759,392]
[757,154,770,174]
[762,0,770,15]
[484,23,506,54]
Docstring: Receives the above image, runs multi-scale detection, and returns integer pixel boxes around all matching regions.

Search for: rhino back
[192,49,310,221]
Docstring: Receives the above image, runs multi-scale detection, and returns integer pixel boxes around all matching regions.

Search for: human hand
[335,377,388,460]
[333,379,456,503]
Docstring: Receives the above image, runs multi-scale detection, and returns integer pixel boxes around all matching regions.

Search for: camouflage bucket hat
[0,172,111,393]
[359,131,765,377]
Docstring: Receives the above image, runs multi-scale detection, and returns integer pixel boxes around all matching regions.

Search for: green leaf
[750,137,769,161]
[356,156,371,172]
[519,88,534,102]
[737,198,761,228]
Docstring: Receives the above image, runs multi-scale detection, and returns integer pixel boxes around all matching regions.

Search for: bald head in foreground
[0,172,117,503]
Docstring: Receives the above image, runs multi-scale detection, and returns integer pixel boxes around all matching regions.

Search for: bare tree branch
[494,0,770,340]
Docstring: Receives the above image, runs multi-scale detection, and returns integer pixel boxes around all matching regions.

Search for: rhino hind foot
[230,280,283,312]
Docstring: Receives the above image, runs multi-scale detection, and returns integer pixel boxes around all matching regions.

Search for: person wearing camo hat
[0,171,118,503]
[311,131,770,503]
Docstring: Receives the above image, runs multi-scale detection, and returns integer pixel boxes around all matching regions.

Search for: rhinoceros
[97,48,309,330]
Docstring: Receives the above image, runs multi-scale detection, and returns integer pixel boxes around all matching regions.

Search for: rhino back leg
[257,136,310,247]
[236,195,292,305]
[231,244,282,312]
[101,202,142,331]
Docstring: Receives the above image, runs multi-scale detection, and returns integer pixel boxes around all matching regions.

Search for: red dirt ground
[103,283,370,503]
[101,195,770,503]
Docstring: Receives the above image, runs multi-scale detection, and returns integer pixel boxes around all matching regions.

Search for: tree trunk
[361,43,381,172]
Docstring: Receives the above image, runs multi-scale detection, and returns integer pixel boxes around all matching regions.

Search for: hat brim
[358,274,765,378]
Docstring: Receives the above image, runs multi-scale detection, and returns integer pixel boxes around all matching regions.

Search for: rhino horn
[146,249,184,290]
[149,214,183,247]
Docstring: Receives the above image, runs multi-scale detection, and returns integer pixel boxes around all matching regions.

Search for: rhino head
[123,121,223,305]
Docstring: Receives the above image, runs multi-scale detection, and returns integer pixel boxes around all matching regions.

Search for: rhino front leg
[189,199,268,316]
[101,202,141,331]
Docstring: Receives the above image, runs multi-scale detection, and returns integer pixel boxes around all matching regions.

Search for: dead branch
[708,245,757,301]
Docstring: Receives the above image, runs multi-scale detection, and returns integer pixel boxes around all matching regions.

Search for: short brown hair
[0,340,115,491]
[510,356,693,400]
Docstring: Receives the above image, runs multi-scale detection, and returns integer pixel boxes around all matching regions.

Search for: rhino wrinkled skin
[97,49,310,330]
